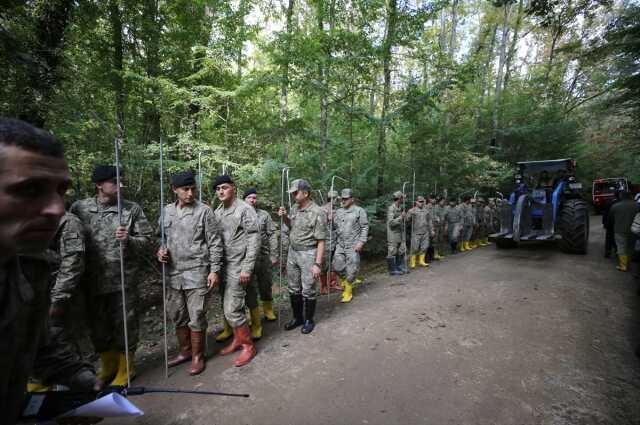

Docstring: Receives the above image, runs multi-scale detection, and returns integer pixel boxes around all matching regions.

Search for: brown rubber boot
[329,272,341,290]
[319,273,329,295]
[168,326,191,368]
[189,330,206,375]
[233,324,257,367]
[219,327,241,356]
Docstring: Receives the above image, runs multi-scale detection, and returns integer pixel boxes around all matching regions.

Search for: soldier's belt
[290,243,317,251]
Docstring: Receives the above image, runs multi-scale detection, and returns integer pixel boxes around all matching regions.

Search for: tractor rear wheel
[558,199,589,254]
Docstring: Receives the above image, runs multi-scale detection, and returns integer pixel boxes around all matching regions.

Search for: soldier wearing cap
[459,195,475,251]
[244,187,279,329]
[71,165,153,389]
[332,188,369,303]
[444,198,463,253]
[407,195,434,269]
[213,175,260,366]
[320,189,339,294]
[386,191,407,275]
[433,196,447,258]
[425,194,438,261]
[481,198,493,246]
[156,171,223,375]
[278,179,327,334]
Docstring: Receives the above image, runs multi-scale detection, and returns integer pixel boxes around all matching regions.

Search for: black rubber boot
[450,242,458,254]
[301,298,316,334]
[284,294,304,331]
[426,246,435,262]
[396,254,408,274]
[387,257,401,276]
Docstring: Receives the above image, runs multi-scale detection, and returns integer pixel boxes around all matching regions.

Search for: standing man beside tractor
[609,191,639,272]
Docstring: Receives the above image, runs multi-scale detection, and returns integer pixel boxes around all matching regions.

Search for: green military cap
[327,190,339,198]
[288,178,311,193]
[393,191,404,199]
[416,195,425,202]
[341,188,353,198]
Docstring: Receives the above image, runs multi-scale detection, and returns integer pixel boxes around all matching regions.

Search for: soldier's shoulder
[122,199,143,212]
[70,198,94,212]
[61,212,84,232]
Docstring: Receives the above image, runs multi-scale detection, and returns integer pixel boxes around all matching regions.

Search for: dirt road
[118,222,640,425]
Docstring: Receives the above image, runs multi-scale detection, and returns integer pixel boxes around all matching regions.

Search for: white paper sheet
[60,393,144,418]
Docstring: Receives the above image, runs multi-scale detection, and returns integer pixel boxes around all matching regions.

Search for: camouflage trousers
[255,257,274,302]
[168,286,211,331]
[434,224,447,252]
[387,236,406,257]
[220,265,258,328]
[410,233,429,255]
[447,223,462,243]
[31,315,94,390]
[332,245,360,284]
[89,290,139,353]
[287,247,318,300]
[462,224,474,242]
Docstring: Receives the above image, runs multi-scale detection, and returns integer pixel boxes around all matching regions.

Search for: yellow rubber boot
[340,280,353,303]
[110,352,135,387]
[94,351,119,390]
[470,240,478,249]
[434,250,444,260]
[461,242,468,252]
[250,307,263,340]
[216,318,233,342]
[27,382,52,392]
[418,254,429,267]
[617,255,629,272]
[262,301,277,322]
[354,277,364,286]
[410,255,417,269]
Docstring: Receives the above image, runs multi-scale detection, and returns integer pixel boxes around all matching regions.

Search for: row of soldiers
[386,192,501,275]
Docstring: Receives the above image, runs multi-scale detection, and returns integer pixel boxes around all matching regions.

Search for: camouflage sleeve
[358,208,369,245]
[129,205,153,251]
[313,208,328,241]
[50,221,85,305]
[266,214,279,263]
[204,208,223,274]
[388,205,403,228]
[241,207,260,274]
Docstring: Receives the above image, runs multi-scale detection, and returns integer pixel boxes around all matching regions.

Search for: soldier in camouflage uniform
[444,198,463,253]
[30,212,97,392]
[156,171,223,375]
[425,194,437,262]
[320,189,339,294]
[0,118,69,424]
[214,175,260,366]
[244,187,279,328]
[460,195,475,252]
[71,165,153,389]
[481,198,493,245]
[387,191,407,275]
[407,196,433,269]
[278,179,327,334]
[433,196,448,258]
[332,188,369,303]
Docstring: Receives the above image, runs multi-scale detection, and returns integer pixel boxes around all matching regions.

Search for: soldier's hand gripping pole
[159,135,169,379]
[328,175,348,301]
[114,137,131,388]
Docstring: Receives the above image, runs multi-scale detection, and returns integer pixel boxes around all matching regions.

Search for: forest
[2,0,639,219]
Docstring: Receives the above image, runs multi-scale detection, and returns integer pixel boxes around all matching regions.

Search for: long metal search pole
[278,167,290,327]
[114,138,131,388]
[159,136,169,379]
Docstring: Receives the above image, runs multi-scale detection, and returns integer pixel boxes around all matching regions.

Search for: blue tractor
[489,159,589,254]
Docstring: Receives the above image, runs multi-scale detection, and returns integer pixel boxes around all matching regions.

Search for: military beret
[171,171,196,188]
[214,174,235,189]
[243,187,257,199]
[341,188,353,198]
[288,179,311,193]
[393,191,404,199]
[92,165,121,183]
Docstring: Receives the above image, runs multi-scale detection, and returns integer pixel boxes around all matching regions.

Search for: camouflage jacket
[49,212,85,305]
[1,255,51,424]
[71,197,153,295]
[461,203,476,226]
[160,201,223,289]
[408,206,434,235]
[256,208,278,263]
[334,205,369,248]
[321,202,337,244]
[387,202,405,242]
[445,205,463,224]
[288,201,327,249]
[433,204,446,226]
[214,198,260,273]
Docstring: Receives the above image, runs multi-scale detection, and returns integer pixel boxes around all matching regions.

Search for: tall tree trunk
[475,23,498,143]
[448,0,459,60]
[280,0,295,163]
[317,0,329,173]
[235,0,249,79]
[376,0,397,202]
[142,0,161,145]
[503,0,524,93]
[491,3,511,147]
[17,0,73,127]
[109,0,126,143]
[438,5,447,54]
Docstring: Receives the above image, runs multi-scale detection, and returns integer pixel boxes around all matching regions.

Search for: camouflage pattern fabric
[387,202,406,257]
[332,205,369,283]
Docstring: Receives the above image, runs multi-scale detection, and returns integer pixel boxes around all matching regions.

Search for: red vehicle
[592,178,640,213]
